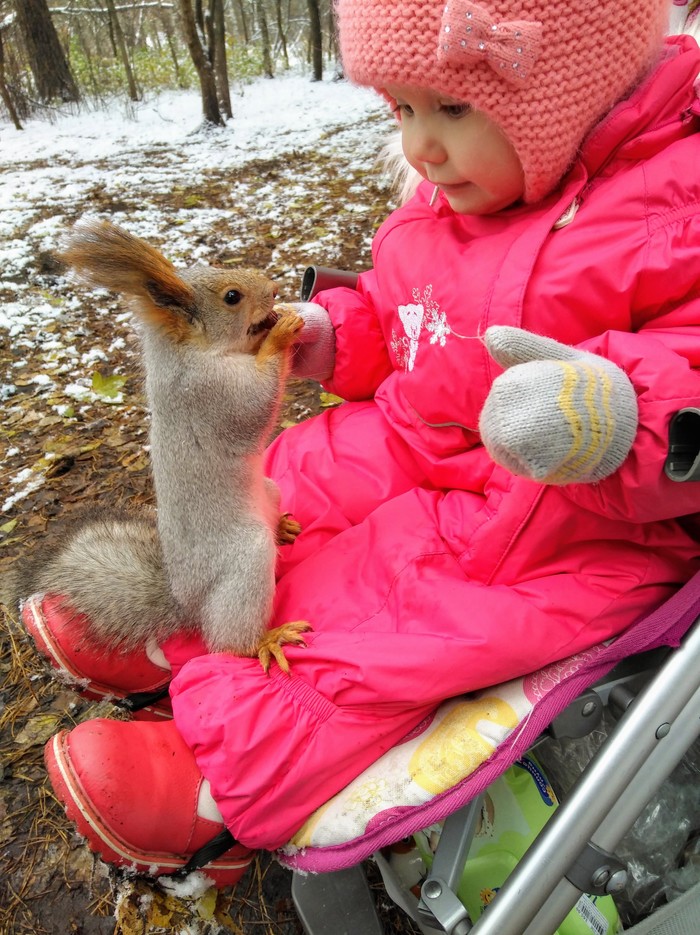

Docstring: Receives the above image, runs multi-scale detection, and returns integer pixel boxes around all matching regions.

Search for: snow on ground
[0,73,389,264]
[0,73,395,515]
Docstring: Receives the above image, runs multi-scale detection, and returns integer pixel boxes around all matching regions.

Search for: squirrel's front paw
[257,310,304,365]
[270,310,304,347]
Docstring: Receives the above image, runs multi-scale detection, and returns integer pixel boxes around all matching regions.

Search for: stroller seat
[285,567,700,935]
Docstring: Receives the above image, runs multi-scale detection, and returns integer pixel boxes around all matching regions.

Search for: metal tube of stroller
[468,615,700,935]
[520,684,700,935]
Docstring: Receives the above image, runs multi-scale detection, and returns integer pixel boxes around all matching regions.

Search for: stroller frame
[292,606,700,935]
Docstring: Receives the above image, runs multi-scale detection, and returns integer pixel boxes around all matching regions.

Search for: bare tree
[306,0,321,81]
[274,0,289,70]
[327,0,339,67]
[1,0,339,115]
[14,0,79,102]
[0,18,22,128]
[104,0,141,101]
[177,0,223,125]
[210,0,231,119]
[233,0,249,44]
[158,4,187,88]
[254,0,273,78]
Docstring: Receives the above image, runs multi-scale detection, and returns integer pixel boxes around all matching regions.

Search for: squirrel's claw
[277,513,302,545]
[256,311,304,366]
[258,620,312,674]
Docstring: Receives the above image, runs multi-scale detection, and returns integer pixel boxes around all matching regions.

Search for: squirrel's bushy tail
[16,514,185,650]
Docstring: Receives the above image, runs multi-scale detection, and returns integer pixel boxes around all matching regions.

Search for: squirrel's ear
[61,220,200,342]
[140,277,202,342]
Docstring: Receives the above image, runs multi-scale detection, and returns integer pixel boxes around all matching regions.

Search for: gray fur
[20,220,302,656]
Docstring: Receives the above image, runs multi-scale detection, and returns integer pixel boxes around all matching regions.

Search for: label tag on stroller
[574,894,608,935]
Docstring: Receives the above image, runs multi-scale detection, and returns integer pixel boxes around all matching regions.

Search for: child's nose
[404,124,445,166]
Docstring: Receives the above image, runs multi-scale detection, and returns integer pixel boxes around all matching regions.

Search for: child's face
[386,84,524,215]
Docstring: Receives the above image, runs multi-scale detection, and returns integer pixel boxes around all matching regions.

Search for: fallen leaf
[195,885,218,920]
[91,371,127,400]
[319,392,344,408]
[14,714,62,747]
[121,452,149,472]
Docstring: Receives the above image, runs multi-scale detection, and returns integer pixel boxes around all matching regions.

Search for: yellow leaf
[319,392,343,408]
[91,371,127,400]
[15,714,62,747]
[195,886,218,920]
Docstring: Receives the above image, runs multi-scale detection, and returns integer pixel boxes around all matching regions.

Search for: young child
[22,0,700,882]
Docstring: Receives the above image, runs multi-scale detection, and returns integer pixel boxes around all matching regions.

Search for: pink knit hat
[336,0,668,203]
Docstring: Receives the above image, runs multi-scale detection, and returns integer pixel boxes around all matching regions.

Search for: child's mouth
[247,311,278,336]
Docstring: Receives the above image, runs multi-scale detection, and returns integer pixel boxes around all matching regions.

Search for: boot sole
[45,731,254,887]
[23,597,172,720]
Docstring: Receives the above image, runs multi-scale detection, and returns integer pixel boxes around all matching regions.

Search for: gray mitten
[290,302,336,382]
[479,326,638,484]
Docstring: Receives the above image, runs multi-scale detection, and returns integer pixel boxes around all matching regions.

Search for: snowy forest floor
[0,75,421,935]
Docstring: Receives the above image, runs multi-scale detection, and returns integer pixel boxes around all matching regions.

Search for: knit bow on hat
[438,1,543,84]
[479,327,639,485]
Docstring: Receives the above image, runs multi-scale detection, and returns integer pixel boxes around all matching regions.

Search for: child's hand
[479,326,638,484]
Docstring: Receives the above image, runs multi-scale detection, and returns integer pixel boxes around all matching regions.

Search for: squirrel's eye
[224,289,242,306]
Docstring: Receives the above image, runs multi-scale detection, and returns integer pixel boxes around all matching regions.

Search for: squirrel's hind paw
[257,620,311,674]
[277,513,302,545]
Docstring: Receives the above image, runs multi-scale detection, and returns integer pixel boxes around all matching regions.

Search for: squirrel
[16,219,311,673]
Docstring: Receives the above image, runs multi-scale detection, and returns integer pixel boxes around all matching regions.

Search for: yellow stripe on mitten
[478,326,638,485]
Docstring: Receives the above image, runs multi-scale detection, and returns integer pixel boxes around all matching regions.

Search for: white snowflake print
[391,284,456,371]
[427,311,452,346]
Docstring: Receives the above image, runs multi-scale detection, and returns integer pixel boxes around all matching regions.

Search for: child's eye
[393,103,414,117]
[443,103,471,118]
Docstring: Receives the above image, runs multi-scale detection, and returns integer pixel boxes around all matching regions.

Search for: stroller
[278,365,700,935]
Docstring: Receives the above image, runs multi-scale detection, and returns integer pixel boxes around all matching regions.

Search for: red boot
[44,718,254,886]
[22,595,172,719]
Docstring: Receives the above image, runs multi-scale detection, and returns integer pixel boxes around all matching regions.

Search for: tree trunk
[195,0,205,34]
[0,27,22,129]
[275,0,289,70]
[14,0,80,103]
[75,20,99,98]
[234,0,249,44]
[159,7,187,89]
[104,0,140,101]
[306,0,322,81]
[254,0,273,78]
[177,0,223,126]
[327,0,339,65]
[210,0,232,119]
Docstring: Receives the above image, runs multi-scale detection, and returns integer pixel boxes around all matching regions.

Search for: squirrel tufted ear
[61,219,200,341]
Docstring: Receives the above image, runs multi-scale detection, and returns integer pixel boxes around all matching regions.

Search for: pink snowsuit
[168,35,700,851]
